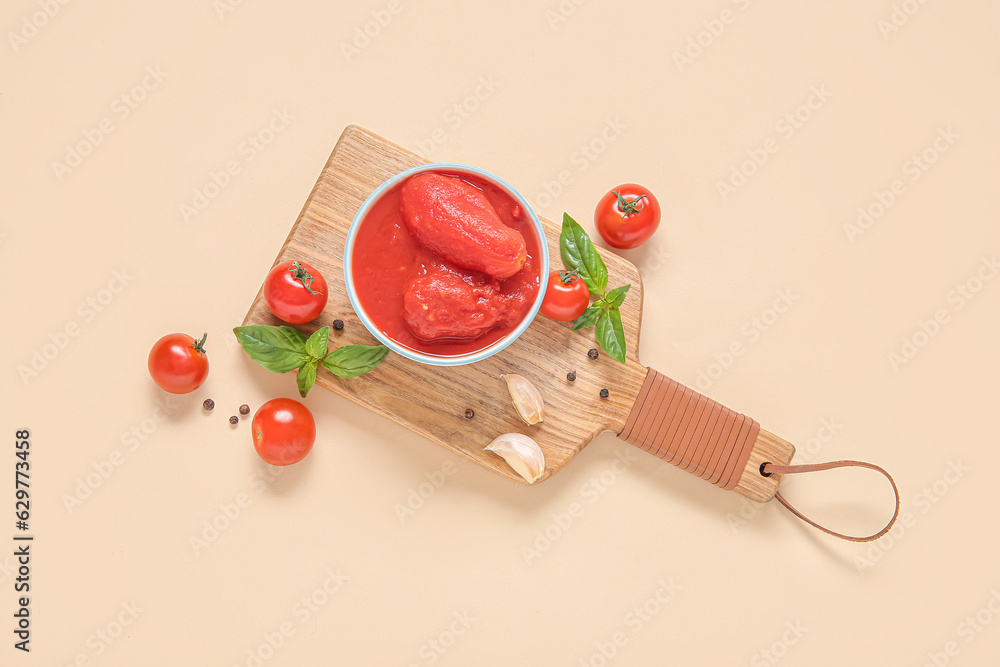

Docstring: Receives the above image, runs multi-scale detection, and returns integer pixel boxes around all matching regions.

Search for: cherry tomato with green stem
[251,398,316,466]
[539,270,590,322]
[263,260,329,324]
[148,332,209,394]
[595,184,661,249]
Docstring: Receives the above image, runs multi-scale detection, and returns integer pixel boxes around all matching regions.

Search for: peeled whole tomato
[400,173,527,279]
[402,267,512,340]
[251,398,316,466]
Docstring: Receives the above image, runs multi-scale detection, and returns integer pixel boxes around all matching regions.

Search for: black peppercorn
[588,348,599,360]
[333,319,345,331]
[229,415,239,425]
[239,404,250,416]
[465,409,475,419]
[203,399,215,411]
[567,371,576,382]
[599,388,609,398]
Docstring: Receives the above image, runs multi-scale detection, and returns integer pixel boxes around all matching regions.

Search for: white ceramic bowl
[344,163,549,366]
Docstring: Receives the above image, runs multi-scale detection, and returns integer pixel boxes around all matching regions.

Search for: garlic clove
[501,374,545,425]
[484,433,546,483]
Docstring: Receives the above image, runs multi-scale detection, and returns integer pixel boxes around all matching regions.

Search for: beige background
[3,0,999,665]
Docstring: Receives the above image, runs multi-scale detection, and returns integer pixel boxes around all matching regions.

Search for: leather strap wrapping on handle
[620,368,760,491]
[761,460,900,543]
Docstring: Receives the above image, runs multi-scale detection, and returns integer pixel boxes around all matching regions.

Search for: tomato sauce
[351,172,541,357]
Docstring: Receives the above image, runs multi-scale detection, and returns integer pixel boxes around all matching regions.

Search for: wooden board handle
[618,368,794,503]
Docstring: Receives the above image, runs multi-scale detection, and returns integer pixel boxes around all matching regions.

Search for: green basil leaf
[572,304,602,331]
[233,325,309,373]
[296,360,318,397]
[305,326,330,360]
[321,344,390,379]
[560,213,608,296]
[596,308,627,364]
[605,284,631,310]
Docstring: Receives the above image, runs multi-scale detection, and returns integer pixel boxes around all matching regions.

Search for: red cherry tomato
[251,398,316,466]
[148,332,209,394]
[539,270,590,322]
[263,260,329,324]
[595,184,661,249]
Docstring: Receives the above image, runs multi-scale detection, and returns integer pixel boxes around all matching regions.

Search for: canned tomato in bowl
[344,163,549,366]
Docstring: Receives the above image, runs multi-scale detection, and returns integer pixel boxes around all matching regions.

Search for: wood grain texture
[242,125,648,484]
[736,430,796,503]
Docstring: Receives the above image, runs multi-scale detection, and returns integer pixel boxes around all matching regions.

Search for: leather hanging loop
[760,460,900,543]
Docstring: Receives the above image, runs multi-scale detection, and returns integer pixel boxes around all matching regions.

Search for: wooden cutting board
[242,125,793,502]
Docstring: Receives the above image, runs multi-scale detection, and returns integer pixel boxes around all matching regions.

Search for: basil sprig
[560,213,631,364]
[234,324,389,397]
[560,213,608,296]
